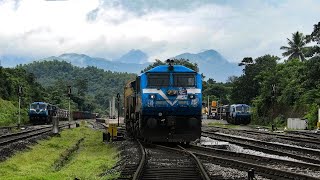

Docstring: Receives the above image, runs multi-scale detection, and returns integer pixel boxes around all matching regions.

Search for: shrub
[304,103,319,129]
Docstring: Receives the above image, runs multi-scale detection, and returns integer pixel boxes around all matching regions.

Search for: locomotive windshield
[147,73,170,87]
[173,73,195,87]
[30,103,46,109]
[236,106,250,112]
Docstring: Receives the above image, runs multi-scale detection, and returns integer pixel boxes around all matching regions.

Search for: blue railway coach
[124,61,202,143]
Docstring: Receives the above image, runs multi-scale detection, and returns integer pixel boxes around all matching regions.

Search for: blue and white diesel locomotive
[124,61,202,143]
[221,104,251,125]
[28,102,69,124]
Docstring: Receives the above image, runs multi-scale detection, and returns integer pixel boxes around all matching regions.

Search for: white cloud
[0,0,319,62]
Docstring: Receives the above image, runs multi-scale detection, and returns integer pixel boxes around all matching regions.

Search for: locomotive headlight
[189,94,195,99]
[150,94,156,99]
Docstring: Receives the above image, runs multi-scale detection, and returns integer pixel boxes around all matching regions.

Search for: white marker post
[52,116,59,135]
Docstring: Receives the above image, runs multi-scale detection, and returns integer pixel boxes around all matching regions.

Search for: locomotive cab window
[173,73,195,87]
[147,73,170,87]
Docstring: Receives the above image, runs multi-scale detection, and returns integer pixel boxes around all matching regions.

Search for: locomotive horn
[166,59,174,65]
[166,59,174,70]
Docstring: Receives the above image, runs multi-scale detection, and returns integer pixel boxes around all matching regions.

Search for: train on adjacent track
[28,102,96,125]
[222,104,252,125]
[220,104,251,125]
[124,60,202,143]
[204,101,251,125]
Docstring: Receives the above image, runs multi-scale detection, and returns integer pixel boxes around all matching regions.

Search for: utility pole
[207,96,209,117]
[109,100,112,118]
[272,84,276,119]
[18,85,22,128]
[219,96,222,120]
[117,93,120,126]
[317,108,320,130]
[68,85,71,128]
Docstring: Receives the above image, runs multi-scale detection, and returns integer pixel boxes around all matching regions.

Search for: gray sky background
[0,0,319,62]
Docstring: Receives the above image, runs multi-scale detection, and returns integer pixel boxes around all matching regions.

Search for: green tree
[230,55,279,104]
[306,21,320,57]
[280,31,308,61]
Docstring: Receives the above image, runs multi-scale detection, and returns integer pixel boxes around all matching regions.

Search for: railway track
[0,123,72,146]
[119,140,210,180]
[286,130,320,139]
[0,124,35,136]
[188,144,320,179]
[202,131,320,165]
[208,126,320,147]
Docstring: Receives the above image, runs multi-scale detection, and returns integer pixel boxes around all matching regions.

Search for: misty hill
[175,50,242,81]
[45,53,149,74]
[115,49,148,64]
[0,55,33,68]
[1,49,243,81]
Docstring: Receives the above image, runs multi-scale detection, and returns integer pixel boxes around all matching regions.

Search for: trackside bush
[0,98,18,126]
[304,103,319,129]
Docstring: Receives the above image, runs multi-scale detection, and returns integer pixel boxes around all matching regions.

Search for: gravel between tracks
[202,161,270,180]
[101,139,140,177]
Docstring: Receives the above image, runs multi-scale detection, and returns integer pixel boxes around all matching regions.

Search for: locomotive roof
[31,102,48,105]
[30,102,56,107]
[145,65,195,73]
[231,104,250,107]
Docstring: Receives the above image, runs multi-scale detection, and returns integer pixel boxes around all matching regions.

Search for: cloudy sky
[0,0,319,62]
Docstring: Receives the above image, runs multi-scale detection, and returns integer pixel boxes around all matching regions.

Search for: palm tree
[280,31,307,61]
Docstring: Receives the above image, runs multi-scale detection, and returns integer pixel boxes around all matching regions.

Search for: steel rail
[132,140,146,180]
[177,145,211,180]
[202,132,320,165]
[0,125,51,139]
[194,151,319,180]
[0,124,71,146]
[188,144,320,171]
[203,130,320,157]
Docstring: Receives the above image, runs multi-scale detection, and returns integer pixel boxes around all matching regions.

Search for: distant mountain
[1,49,243,82]
[175,50,242,81]
[43,53,149,74]
[0,55,33,68]
[115,49,148,64]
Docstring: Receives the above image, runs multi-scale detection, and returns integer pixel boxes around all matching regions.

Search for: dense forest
[0,67,45,125]
[0,21,319,128]
[0,61,136,125]
[22,60,136,115]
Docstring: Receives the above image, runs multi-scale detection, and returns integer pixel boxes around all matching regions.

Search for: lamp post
[67,85,71,128]
[117,93,120,126]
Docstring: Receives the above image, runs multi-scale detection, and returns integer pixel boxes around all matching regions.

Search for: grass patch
[0,126,119,180]
[207,121,238,129]
[52,138,84,171]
